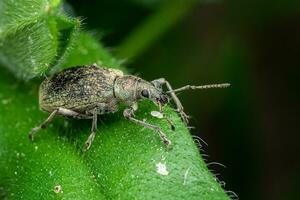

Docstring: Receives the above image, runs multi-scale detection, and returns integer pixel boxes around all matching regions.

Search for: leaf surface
[0,2,230,199]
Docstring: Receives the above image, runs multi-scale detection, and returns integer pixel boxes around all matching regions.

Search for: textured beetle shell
[39,65,123,115]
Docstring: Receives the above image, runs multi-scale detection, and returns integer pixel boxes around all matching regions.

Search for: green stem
[117,0,198,61]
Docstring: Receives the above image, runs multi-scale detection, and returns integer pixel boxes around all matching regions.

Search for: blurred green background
[67,0,298,199]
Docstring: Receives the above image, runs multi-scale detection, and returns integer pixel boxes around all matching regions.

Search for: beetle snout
[158,94,169,105]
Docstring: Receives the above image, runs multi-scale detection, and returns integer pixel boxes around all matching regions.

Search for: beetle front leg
[152,78,190,124]
[123,105,171,146]
[83,108,98,151]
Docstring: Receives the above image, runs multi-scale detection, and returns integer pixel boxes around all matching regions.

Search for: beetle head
[136,79,169,107]
[114,76,169,108]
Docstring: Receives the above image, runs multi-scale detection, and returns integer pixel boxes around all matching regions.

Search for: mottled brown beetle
[29,65,230,151]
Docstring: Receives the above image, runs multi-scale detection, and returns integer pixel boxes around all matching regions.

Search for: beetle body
[30,64,229,151]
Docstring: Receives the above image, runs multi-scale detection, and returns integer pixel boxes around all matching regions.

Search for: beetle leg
[123,105,171,146]
[57,107,92,119]
[83,109,98,151]
[152,78,190,125]
[29,109,58,140]
[29,108,90,141]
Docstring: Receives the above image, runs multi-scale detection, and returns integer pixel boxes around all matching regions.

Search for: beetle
[29,65,230,151]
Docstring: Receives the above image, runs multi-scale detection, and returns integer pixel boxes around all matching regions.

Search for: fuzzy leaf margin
[0,0,80,80]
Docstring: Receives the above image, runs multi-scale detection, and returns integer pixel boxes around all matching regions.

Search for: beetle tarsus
[82,108,98,152]
[158,129,171,146]
[28,127,38,141]
[83,131,96,151]
[164,116,175,131]
[28,131,34,141]
[179,111,190,125]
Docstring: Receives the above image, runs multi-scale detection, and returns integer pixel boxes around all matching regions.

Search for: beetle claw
[28,132,34,141]
[83,142,91,151]
[179,111,190,125]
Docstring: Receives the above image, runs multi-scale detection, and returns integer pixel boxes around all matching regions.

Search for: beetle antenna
[166,83,230,93]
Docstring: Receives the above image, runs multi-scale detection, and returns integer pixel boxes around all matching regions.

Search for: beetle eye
[141,90,149,98]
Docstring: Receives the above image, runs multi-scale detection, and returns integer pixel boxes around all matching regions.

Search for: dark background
[67,0,300,199]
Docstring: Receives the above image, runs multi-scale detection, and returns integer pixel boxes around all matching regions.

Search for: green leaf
[0,0,79,80]
[0,2,230,200]
[0,32,230,199]
[61,32,122,70]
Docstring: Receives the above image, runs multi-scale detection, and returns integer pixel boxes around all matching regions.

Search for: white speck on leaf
[54,185,62,194]
[151,111,164,119]
[156,162,169,176]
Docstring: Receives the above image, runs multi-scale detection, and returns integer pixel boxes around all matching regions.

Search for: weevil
[29,65,230,151]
